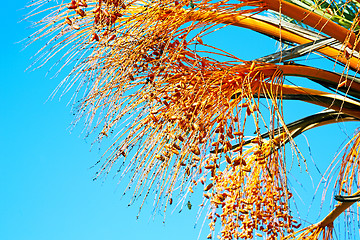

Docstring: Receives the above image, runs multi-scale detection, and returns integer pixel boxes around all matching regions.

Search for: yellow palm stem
[262,0,358,52]
[238,64,360,99]
[278,65,360,95]
[187,10,360,70]
[261,82,360,119]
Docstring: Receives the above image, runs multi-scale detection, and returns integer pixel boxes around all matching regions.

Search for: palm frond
[255,37,338,63]
[213,109,358,153]
[335,193,360,202]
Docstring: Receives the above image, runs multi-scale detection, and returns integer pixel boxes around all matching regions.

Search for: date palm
[27,0,360,239]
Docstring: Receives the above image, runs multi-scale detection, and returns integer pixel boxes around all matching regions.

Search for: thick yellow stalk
[261,82,360,119]
[187,10,360,70]
[278,65,360,94]
[262,0,358,52]
[251,64,360,96]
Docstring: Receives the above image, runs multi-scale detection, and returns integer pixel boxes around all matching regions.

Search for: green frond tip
[284,0,360,31]
[335,193,360,202]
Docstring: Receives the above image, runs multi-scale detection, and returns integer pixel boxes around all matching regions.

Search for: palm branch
[26,0,360,239]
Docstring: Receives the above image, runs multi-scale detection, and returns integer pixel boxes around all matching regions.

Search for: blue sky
[1,1,359,240]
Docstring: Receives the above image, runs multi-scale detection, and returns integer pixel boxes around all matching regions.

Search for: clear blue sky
[1,1,358,240]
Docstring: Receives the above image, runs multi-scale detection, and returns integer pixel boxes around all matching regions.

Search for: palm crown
[27,0,360,239]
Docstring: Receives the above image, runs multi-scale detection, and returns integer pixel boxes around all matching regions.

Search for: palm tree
[27,0,360,239]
